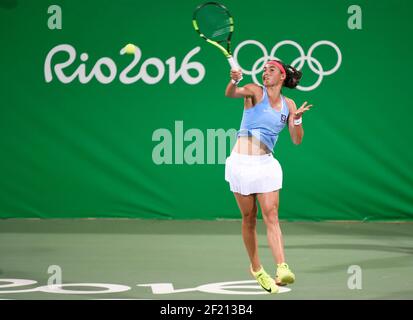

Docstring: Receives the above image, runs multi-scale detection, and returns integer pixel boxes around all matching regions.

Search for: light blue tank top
[237,86,289,152]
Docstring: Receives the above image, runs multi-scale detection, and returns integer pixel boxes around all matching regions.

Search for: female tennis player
[224,60,312,294]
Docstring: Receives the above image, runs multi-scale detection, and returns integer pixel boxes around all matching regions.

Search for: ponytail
[283,63,302,89]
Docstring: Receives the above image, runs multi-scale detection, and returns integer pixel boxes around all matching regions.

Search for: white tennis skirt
[225,151,283,195]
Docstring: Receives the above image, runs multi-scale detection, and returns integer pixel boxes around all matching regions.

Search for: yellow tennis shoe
[275,263,295,286]
[250,265,279,294]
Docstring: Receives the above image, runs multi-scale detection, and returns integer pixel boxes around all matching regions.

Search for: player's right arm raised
[225,70,258,98]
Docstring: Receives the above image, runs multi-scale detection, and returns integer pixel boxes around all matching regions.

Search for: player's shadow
[259,242,413,257]
[370,290,413,300]
[284,243,413,255]
[0,0,18,9]
[259,242,413,272]
[274,222,413,238]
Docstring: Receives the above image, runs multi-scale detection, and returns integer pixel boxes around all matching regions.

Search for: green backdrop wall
[1,0,412,220]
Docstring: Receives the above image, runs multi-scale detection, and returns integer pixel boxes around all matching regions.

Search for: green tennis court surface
[0,220,412,300]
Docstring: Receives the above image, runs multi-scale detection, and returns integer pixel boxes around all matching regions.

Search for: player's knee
[242,217,256,229]
[262,208,279,226]
[242,208,257,228]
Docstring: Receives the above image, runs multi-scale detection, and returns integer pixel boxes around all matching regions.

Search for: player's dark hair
[270,59,303,89]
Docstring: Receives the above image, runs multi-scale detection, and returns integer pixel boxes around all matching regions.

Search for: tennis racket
[192,2,241,71]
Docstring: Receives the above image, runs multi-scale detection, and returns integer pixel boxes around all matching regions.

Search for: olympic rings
[232,40,342,91]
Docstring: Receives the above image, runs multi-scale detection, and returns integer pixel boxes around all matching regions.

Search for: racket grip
[227,56,239,70]
[228,56,243,83]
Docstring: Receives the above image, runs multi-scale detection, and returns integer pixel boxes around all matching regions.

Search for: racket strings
[211,25,231,39]
[195,6,232,42]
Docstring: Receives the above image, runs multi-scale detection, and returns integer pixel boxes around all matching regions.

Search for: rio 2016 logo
[0,278,291,297]
[44,40,341,90]
[44,44,205,85]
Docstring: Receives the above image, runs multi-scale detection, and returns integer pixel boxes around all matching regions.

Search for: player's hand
[294,101,313,119]
[230,69,243,82]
